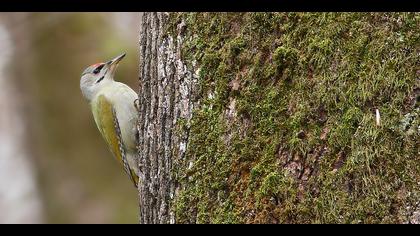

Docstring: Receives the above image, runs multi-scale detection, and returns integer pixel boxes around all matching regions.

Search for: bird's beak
[106,53,126,76]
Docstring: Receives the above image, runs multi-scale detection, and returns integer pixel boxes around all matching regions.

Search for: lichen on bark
[137,12,198,224]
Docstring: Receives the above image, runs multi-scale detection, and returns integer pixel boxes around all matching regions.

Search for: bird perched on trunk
[80,53,140,188]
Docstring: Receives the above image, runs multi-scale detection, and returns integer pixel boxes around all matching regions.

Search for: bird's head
[80,53,126,101]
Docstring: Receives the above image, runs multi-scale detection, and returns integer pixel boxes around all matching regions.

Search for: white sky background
[0,23,44,223]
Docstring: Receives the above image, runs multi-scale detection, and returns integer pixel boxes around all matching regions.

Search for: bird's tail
[129,168,139,188]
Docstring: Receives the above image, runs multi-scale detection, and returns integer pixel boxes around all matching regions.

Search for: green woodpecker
[80,53,140,188]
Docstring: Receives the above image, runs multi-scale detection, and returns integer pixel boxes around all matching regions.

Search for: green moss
[169,13,420,223]
[273,46,299,73]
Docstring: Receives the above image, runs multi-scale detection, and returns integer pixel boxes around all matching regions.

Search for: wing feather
[92,95,138,187]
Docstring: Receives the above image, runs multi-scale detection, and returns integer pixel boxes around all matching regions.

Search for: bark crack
[138,12,197,224]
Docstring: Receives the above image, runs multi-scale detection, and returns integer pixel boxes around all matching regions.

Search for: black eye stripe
[96,76,105,83]
[93,64,105,74]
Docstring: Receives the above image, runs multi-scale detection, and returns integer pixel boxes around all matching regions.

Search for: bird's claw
[134,98,141,112]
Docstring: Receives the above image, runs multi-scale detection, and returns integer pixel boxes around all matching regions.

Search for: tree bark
[137,12,197,224]
[137,12,419,224]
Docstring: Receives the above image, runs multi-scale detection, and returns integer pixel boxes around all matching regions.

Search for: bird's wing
[92,94,139,188]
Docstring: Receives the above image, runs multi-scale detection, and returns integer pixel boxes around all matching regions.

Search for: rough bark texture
[137,12,197,224]
[137,12,419,224]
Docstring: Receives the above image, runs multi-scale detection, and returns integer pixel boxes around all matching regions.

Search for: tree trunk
[137,12,197,224]
[137,12,419,224]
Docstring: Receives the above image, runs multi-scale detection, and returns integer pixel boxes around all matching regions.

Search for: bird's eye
[93,64,104,74]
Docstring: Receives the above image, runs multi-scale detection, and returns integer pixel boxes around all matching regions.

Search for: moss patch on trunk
[169,13,419,223]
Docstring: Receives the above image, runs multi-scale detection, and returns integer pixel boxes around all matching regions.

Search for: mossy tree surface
[166,13,419,224]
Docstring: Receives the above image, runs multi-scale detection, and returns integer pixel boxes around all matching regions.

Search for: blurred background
[0,12,141,223]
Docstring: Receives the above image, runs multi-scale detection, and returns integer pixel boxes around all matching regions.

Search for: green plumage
[92,95,139,187]
[80,53,139,188]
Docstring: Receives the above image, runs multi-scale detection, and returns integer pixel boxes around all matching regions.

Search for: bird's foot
[134,98,141,112]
